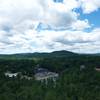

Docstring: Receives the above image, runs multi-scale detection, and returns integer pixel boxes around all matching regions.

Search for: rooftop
[34,67,59,81]
[5,72,18,78]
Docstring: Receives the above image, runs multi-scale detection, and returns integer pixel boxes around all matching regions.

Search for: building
[95,67,100,71]
[80,65,85,71]
[21,75,33,80]
[5,71,33,80]
[34,68,59,82]
[5,72,18,78]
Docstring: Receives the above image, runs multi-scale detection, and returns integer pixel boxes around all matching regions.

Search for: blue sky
[76,8,100,28]
[0,0,100,54]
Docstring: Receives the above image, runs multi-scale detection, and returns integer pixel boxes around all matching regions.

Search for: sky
[0,0,100,54]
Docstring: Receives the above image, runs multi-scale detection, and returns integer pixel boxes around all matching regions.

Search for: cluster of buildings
[6,64,86,80]
[34,67,59,82]
[5,64,100,83]
[4,67,59,83]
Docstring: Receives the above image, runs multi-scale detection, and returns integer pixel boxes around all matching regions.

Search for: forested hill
[0,50,79,59]
[0,50,100,100]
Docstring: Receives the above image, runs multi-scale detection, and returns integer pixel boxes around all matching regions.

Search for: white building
[80,65,85,71]
[5,72,18,78]
[35,71,58,81]
[34,68,59,81]
[95,67,100,71]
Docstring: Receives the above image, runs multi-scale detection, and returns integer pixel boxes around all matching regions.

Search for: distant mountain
[14,50,78,58]
[52,50,76,55]
[0,50,78,59]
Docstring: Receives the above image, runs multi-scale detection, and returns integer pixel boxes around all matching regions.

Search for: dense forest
[0,51,100,100]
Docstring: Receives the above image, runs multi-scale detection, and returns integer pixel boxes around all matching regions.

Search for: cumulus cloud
[0,0,99,54]
[0,0,84,31]
[1,26,100,54]
[40,28,100,53]
[80,0,100,13]
[72,19,91,30]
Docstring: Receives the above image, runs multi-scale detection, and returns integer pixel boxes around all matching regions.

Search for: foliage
[0,51,100,100]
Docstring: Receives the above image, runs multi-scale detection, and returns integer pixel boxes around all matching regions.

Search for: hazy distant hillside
[0,50,78,59]
[0,50,100,60]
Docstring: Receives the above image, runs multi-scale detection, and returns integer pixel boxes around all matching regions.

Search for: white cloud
[72,19,91,30]
[0,26,100,54]
[35,28,100,53]
[0,0,99,54]
[0,0,81,31]
[80,0,100,13]
[63,0,80,10]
